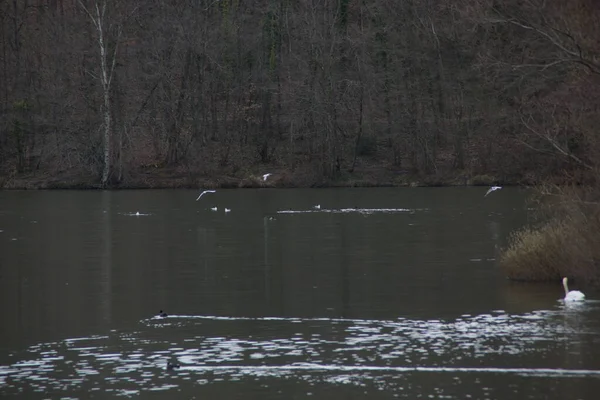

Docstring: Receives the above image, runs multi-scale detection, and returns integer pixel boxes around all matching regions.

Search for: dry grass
[500,185,600,286]
[501,221,570,282]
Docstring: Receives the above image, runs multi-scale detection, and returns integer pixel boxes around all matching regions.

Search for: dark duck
[167,361,180,370]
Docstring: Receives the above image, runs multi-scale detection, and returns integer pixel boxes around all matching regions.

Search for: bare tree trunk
[78,0,120,186]
[350,84,364,173]
[166,48,192,165]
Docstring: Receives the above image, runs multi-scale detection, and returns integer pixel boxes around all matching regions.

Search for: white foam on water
[182,363,600,377]
[277,208,417,215]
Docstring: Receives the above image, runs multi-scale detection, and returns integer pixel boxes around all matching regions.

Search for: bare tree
[1,0,599,188]
[78,0,122,185]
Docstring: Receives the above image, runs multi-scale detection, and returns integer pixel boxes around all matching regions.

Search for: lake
[1,187,599,399]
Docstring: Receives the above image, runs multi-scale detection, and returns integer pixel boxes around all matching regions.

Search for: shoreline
[0,168,522,190]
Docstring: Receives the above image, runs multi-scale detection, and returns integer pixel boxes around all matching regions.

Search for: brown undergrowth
[500,184,600,287]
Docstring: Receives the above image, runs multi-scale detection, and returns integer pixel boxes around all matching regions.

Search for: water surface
[1,187,599,399]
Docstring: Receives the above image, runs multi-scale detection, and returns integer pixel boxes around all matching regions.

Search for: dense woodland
[1,0,599,188]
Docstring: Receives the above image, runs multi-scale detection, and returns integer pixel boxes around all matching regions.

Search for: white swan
[313,204,321,209]
[196,190,216,201]
[563,277,585,301]
[484,186,502,197]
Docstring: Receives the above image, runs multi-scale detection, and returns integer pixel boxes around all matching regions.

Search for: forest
[0,0,598,189]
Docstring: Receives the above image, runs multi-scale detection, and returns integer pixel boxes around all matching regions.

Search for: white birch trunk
[79,0,119,186]
[97,3,111,185]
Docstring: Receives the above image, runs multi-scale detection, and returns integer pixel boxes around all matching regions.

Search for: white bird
[563,277,585,302]
[262,173,272,181]
[313,204,321,209]
[484,186,502,197]
[224,208,231,213]
[123,211,150,217]
[210,207,218,211]
[196,190,216,201]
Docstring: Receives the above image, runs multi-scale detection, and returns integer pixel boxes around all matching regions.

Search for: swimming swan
[563,277,585,301]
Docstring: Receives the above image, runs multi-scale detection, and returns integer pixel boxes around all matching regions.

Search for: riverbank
[499,183,600,288]
[0,165,523,190]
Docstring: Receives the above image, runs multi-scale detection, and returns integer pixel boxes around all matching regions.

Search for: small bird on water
[167,361,180,370]
[158,310,167,318]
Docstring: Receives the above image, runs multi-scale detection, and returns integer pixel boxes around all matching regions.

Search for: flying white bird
[484,186,502,197]
[196,190,216,201]
[562,277,585,302]
[224,208,231,213]
[262,173,272,181]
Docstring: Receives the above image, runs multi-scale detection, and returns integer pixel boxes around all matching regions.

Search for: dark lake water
[1,187,600,399]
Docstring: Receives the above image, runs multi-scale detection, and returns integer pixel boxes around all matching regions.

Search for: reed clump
[500,185,600,286]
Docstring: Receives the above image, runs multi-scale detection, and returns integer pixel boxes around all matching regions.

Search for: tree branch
[520,114,593,170]
[488,8,600,75]
[77,0,99,30]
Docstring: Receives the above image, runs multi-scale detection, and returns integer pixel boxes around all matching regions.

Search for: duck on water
[167,361,180,370]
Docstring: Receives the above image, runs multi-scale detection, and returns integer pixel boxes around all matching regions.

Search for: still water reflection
[1,188,599,399]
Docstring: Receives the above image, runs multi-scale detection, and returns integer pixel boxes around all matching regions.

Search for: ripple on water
[276,207,420,215]
[1,309,600,398]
